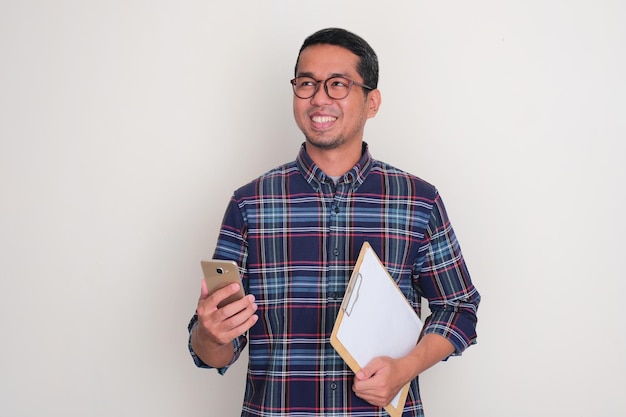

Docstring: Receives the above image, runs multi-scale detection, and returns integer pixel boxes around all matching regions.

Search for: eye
[298,78,316,87]
[329,78,349,88]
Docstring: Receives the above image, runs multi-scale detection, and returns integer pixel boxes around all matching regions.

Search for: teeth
[312,116,336,123]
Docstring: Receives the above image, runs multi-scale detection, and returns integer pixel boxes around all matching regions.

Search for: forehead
[296,44,361,78]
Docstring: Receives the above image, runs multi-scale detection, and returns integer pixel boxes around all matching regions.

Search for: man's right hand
[191,280,258,367]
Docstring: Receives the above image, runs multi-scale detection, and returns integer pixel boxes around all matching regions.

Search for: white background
[1,1,625,416]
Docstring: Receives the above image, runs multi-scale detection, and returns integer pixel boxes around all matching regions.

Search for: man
[188,28,480,416]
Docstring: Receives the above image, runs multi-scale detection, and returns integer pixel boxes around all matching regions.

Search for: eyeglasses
[290,76,374,100]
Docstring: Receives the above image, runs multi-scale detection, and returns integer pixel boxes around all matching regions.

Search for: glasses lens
[325,77,351,100]
[292,77,317,99]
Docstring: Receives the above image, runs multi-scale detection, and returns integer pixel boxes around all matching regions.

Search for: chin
[305,135,344,150]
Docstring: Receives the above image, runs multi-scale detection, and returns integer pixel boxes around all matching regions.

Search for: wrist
[191,325,235,368]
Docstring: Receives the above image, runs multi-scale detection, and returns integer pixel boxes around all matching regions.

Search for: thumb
[356,363,376,381]
[200,279,209,299]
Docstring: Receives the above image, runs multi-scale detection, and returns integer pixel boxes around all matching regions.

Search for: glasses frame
[290,76,374,100]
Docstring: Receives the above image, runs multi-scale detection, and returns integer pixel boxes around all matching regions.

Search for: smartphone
[201,259,245,308]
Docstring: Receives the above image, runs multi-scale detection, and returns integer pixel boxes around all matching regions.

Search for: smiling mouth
[311,116,337,123]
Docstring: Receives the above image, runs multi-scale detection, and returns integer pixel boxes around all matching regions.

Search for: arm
[189,195,256,370]
[354,191,480,406]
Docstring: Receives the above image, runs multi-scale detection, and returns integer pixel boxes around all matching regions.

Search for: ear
[366,88,382,119]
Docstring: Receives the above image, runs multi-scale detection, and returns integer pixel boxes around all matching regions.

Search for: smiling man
[188,28,480,417]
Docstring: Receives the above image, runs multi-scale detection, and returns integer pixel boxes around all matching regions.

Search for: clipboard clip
[342,272,362,317]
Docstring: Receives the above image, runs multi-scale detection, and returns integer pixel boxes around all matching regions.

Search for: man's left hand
[352,356,409,407]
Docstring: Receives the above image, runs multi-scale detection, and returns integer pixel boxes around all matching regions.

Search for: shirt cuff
[422,308,478,356]
[187,315,246,375]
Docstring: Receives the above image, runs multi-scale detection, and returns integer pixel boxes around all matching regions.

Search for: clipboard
[330,242,423,417]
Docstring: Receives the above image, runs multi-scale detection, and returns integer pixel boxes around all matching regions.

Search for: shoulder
[368,158,439,201]
[232,160,300,199]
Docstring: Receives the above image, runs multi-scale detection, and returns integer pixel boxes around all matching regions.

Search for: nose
[309,81,333,106]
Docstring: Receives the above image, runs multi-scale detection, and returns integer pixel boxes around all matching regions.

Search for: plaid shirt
[189,143,480,417]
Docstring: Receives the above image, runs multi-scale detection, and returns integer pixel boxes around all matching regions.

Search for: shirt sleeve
[416,191,481,356]
[186,195,250,374]
[187,313,248,375]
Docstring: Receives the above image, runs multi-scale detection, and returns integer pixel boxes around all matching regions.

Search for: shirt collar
[296,142,373,191]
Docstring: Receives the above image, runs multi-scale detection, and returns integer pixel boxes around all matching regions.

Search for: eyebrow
[296,72,351,79]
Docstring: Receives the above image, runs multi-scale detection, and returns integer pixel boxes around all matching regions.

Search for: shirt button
[333,248,340,256]
[334,207,340,213]
[330,382,337,390]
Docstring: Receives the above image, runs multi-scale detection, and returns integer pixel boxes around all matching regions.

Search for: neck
[304,140,363,177]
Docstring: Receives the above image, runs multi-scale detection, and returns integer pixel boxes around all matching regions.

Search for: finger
[357,358,383,380]
[226,304,259,331]
[218,294,257,320]
[219,313,259,345]
[353,387,385,407]
[216,301,258,341]
[205,282,244,309]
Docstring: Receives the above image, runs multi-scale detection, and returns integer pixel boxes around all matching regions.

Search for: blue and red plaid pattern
[189,143,480,417]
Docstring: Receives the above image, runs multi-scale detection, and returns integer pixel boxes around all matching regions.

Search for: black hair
[294,28,379,90]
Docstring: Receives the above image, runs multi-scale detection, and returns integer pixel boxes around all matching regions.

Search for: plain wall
[1,1,625,416]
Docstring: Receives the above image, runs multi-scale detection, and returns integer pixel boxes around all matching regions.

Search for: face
[293,44,380,151]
